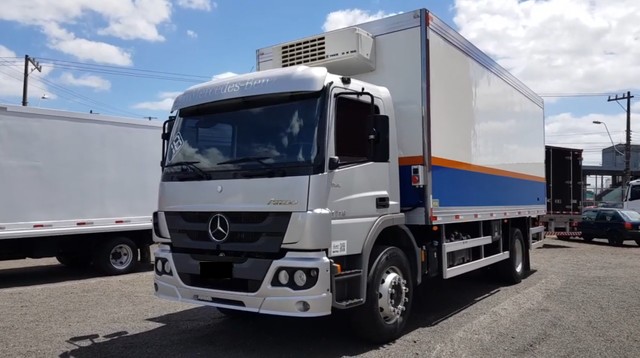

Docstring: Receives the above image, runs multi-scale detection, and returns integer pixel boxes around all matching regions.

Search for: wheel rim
[377,265,409,324]
[110,244,133,270]
[513,238,523,274]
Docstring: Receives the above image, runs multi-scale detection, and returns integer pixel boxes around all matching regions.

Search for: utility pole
[608,91,634,200]
[22,55,42,106]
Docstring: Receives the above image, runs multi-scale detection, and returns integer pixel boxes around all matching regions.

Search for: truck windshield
[164,91,325,181]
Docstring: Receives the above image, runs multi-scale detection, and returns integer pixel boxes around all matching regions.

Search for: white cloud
[42,23,133,66]
[97,0,171,41]
[544,109,640,166]
[453,0,640,94]
[0,0,173,65]
[187,30,198,38]
[59,73,111,91]
[0,0,172,41]
[212,72,238,80]
[177,0,216,11]
[322,9,400,32]
[133,91,182,111]
[54,38,131,66]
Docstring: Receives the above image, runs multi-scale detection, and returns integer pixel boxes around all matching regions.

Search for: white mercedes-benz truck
[153,9,546,342]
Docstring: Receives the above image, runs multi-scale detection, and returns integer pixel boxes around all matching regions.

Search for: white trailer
[0,105,162,275]
[153,9,546,342]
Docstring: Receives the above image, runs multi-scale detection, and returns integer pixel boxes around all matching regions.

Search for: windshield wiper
[217,156,273,167]
[164,161,211,180]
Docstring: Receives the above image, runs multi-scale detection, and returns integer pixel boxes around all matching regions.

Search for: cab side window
[334,96,380,164]
[629,186,640,201]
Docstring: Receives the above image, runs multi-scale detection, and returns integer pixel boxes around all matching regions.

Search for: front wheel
[93,236,139,275]
[350,246,413,344]
[582,235,594,242]
[635,239,640,247]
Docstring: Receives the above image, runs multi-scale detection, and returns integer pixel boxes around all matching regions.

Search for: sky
[0,0,639,167]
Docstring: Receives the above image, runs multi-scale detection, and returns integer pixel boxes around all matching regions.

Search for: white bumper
[153,246,332,317]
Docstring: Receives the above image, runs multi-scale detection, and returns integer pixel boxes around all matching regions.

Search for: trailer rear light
[624,222,632,230]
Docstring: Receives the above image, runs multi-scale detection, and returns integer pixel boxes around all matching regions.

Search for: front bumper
[153,245,332,317]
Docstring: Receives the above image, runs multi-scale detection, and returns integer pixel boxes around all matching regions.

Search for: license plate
[200,262,233,279]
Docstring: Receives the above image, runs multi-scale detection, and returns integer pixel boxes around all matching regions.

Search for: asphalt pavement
[0,237,639,357]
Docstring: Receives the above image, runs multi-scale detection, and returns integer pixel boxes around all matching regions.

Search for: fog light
[155,260,163,274]
[295,301,310,312]
[278,270,290,285]
[310,269,318,278]
[293,270,307,287]
[163,260,172,275]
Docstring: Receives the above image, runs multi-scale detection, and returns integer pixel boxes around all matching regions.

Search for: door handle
[376,197,389,209]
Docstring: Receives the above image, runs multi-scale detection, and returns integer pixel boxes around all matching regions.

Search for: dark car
[578,208,640,246]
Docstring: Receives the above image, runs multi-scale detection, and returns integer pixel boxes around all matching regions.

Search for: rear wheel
[93,236,139,275]
[582,235,594,242]
[350,246,413,344]
[635,239,640,247]
[500,229,526,284]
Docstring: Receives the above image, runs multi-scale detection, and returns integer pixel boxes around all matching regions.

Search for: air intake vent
[280,36,326,67]
[258,27,376,76]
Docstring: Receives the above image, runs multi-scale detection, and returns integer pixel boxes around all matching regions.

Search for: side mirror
[161,117,176,168]
[368,114,389,163]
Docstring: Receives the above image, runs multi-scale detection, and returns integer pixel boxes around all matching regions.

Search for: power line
[36,75,144,117]
[39,57,211,83]
[539,93,618,97]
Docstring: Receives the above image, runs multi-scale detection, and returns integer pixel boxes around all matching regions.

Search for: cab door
[326,89,393,257]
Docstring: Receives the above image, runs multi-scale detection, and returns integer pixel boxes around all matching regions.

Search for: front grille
[164,211,291,253]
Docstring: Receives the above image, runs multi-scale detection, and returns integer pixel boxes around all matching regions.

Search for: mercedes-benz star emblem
[208,214,230,242]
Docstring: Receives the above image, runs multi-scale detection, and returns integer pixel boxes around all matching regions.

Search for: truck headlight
[293,270,307,287]
[272,267,318,290]
[278,270,290,285]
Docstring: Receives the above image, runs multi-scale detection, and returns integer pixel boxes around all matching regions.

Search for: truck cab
[623,179,640,212]
[153,66,405,318]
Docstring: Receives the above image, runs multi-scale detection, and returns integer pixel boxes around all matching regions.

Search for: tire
[56,254,92,268]
[582,235,594,242]
[635,239,640,247]
[93,236,139,275]
[500,229,526,284]
[350,246,413,344]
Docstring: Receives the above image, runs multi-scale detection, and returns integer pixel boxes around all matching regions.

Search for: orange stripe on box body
[432,157,545,183]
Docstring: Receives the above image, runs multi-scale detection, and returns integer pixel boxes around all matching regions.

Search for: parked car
[578,208,640,246]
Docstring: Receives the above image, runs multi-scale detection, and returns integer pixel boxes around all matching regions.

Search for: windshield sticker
[170,132,184,161]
